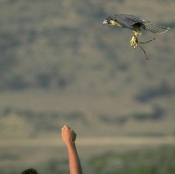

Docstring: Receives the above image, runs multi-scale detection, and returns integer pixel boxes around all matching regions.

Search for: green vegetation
[0,146,175,174]
[88,146,175,174]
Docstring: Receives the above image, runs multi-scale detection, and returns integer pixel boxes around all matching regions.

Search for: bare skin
[61,125,82,174]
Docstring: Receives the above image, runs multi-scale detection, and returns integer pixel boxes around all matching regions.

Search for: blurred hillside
[0,0,175,137]
[0,0,175,91]
[0,0,175,172]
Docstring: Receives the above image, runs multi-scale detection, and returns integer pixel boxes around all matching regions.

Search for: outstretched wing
[104,14,170,34]
[142,22,170,34]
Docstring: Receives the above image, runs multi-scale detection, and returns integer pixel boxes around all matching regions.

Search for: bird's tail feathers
[143,22,170,34]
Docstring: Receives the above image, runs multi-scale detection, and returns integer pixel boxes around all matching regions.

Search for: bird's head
[103,16,120,26]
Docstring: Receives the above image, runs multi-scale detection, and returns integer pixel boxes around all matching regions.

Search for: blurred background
[0,0,175,173]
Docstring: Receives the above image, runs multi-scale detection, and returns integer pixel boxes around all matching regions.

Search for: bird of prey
[103,14,170,59]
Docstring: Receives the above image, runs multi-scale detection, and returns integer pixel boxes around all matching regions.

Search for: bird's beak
[103,20,107,25]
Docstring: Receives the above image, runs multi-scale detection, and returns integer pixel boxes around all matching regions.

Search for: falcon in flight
[103,14,170,49]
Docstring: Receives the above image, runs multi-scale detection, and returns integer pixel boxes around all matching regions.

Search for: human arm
[61,125,82,174]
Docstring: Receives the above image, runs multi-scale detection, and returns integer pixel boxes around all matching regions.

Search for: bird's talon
[130,36,138,48]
